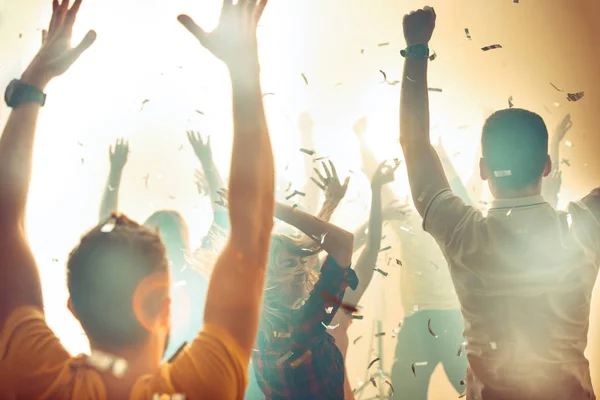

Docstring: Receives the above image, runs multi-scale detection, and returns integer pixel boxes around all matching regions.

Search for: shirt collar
[490,195,547,210]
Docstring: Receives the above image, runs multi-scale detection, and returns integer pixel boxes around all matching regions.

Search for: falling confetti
[19,33,23,38]
[290,350,312,369]
[481,44,502,51]
[550,82,564,92]
[262,92,275,97]
[506,209,513,217]
[396,259,402,266]
[561,158,571,167]
[353,336,363,345]
[301,73,309,85]
[508,96,514,108]
[140,99,150,111]
[350,315,364,320]
[325,306,334,314]
[285,190,306,201]
[379,70,388,82]
[77,141,84,147]
[143,174,150,189]
[367,358,380,369]
[411,363,417,377]
[285,182,292,192]
[321,322,340,330]
[565,140,573,147]
[300,148,316,156]
[428,51,437,61]
[370,377,378,388]
[167,342,187,363]
[313,156,329,162]
[490,342,498,350]
[195,110,204,115]
[101,221,116,233]
[465,28,472,40]
[513,0,519,3]
[427,319,438,338]
[321,291,359,313]
[334,82,343,87]
[457,342,466,356]
[379,246,392,252]
[428,88,443,92]
[567,92,584,102]
[374,268,389,277]
[385,380,395,396]
[374,332,386,338]
[276,351,294,366]
[388,80,400,86]
[378,42,390,47]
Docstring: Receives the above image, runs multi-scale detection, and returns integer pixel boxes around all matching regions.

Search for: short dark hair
[482,108,549,190]
[67,214,169,349]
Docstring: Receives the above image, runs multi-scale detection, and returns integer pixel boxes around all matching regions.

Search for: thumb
[65,30,96,66]
[343,176,350,188]
[178,15,208,44]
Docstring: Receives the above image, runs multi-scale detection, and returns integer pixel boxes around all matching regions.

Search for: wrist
[20,69,50,91]
[227,59,260,78]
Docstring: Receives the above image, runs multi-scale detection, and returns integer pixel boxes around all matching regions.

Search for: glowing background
[0,0,599,398]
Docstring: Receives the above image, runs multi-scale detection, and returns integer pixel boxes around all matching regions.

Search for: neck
[492,183,542,200]
[90,341,161,379]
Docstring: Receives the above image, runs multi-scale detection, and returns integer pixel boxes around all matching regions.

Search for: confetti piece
[415,361,428,366]
[353,336,363,345]
[108,185,116,192]
[370,377,378,388]
[428,51,437,61]
[285,190,306,200]
[140,99,150,111]
[143,174,150,189]
[101,221,116,233]
[481,44,502,51]
[513,0,519,3]
[379,70,388,82]
[459,393,467,398]
[396,259,402,266]
[325,306,333,314]
[561,158,571,167]
[457,342,466,356]
[334,82,343,87]
[465,28,472,40]
[378,42,390,46]
[300,148,315,156]
[460,380,465,386]
[490,342,497,350]
[273,331,291,338]
[508,96,514,108]
[374,332,386,337]
[411,363,416,377]
[301,73,308,85]
[567,92,584,102]
[367,358,380,369]
[77,141,84,147]
[388,80,400,86]
[406,76,417,83]
[52,258,58,262]
[427,319,438,338]
[379,245,392,252]
[565,140,573,147]
[167,342,187,363]
[350,315,364,320]
[385,380,395,396]
[428,88,443,92]
[19,33,23,38]
[276,351,294,366]
[262,92,275,97]
[313,156,329,162]
[550,82,564,92]
[321,322,340,330]
[195,110,204,115]
[374,268,389,277]
[290,350,312,368]
[321,291,359,313]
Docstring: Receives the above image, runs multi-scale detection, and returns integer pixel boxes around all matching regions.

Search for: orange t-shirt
[0,306,248,399]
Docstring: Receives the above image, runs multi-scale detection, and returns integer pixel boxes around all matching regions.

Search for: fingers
[205,135,211,147]
[186,130,194,144]
[64,0,83,37]
[177,15,208,45]
[49,0,70,37]
[255,0,268,22]
[328,160,338,180]
[322,161,332,180]
[313,167,327,184]
[342,176,350,188]
[311,177,326,191]
[63,30,96,67]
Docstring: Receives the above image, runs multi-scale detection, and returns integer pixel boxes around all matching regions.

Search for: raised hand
[371,160,399,188]
[187,131,213,166]
[178,0,268,67]
[109,139,129,172]
[311,160,350,205]
[403,6,436,46]
[555,114,573,143]
[22,0,96,88]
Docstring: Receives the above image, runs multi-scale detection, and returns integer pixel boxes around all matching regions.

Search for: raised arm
[434,138,473,205]
[352,201,410,252]
[343,161,396,306]
[399,7,450,217]
[311,160,350,222]
[542,114,572,208]
[274,204,354,267]
[298,112,321,215]
[178,0,273,358]
[98,139,129,221]
[0,0,96,325]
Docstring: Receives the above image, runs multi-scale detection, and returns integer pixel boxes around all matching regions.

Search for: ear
[479,158,489,181]
[542,155,552,177]
[158,296,171,328]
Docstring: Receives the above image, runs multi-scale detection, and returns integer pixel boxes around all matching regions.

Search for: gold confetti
[301,73,308,85]
[367,357,380,369]
[427,318,438,338]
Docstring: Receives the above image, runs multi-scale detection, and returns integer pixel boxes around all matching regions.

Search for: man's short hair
[67,214,169,349]
[482,108,549,190]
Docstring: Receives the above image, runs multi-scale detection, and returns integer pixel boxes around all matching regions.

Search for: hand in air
[371,160,399,188]
[22,0,96,88]
[187,131,213,165]
[109,139,129,172]
[311,160,350,205]
[382,200,412,221]
[178,0,268,67]
[403,6,436,46]
[555,114,573,143]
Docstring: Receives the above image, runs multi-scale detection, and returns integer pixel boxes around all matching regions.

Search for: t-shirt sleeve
[0,306,72,399]
[134,323,248,400]
[422,189,478,255]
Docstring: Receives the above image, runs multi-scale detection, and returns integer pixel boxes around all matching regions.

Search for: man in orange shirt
[0,0,274,399]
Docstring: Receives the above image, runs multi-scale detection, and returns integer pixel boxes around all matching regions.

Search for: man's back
[423,190,600,399]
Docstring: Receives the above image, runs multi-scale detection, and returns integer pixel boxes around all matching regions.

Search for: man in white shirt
[398,6,600,400]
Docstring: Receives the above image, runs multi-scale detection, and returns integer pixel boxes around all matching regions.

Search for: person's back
[396,12,600,397]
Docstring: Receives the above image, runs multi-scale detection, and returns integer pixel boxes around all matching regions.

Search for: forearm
[0,102,43,226]
[200,159,227,212]
[550,139,560,170]
[316,199,339,222]
[358,142,398,205]
[275,203,353,267]
[400,58,450,216]
[99,168,123,221]
[352,221,369,252]
[344,186,383,305]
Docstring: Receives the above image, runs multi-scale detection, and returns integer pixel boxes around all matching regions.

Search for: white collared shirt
[423,189,600,399]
